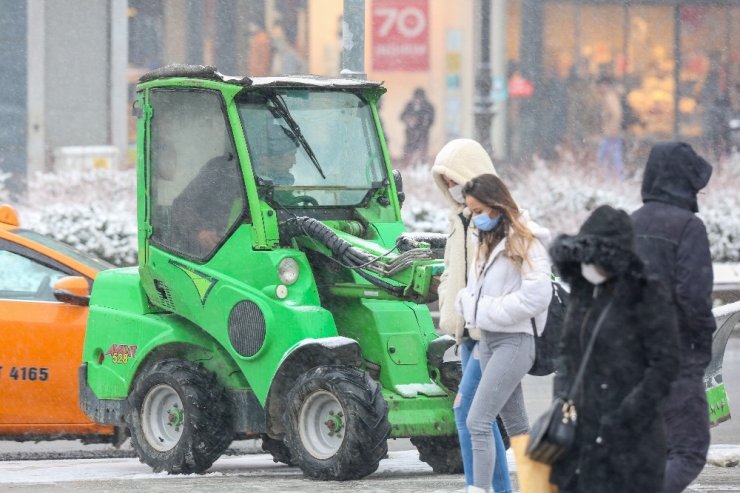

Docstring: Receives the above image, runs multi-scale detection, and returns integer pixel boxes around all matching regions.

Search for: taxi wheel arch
[126,359,234,474]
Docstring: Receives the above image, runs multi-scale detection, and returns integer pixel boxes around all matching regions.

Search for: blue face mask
[473,212,502,232]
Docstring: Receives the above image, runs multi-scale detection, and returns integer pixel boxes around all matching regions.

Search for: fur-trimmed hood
[431,139,497,209]
[549,205,643,282]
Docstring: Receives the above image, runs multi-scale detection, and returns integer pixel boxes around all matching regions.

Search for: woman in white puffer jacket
[456,173,553,493]
[431,140,512,493]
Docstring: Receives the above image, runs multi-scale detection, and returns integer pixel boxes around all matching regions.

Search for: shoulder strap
[566,300,613,400]
[530,278,558,335]
[459,212,470,283]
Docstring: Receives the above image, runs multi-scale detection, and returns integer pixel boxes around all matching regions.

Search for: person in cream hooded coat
[432,139,497,343]
[431,140,513,493]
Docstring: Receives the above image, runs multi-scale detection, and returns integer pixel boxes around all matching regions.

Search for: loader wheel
[411,435,464,474]
[283,366,391,480]
[127,359,234,474]
[439,360,463,393]
[261,433,295,466]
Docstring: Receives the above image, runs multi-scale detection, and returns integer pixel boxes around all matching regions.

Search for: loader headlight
[278,257,300,285]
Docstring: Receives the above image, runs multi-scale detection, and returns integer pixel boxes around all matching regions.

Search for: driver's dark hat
[262,124,299,156]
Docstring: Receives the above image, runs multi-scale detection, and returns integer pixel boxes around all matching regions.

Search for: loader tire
[261,433,295,466]
[439,360,463,393]
[411,435,464,474]
[283,365,390,480]
[127,359,234,474]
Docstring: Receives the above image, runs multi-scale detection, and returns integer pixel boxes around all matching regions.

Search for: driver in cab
[172,125,299,255]
[252,124,299,186]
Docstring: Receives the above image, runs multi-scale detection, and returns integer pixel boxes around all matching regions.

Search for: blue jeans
[454,339,512,493]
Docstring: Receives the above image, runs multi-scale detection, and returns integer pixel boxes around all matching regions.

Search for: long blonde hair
[463,174,535,269]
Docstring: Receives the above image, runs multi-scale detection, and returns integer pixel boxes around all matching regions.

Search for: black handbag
[526,301,613,464]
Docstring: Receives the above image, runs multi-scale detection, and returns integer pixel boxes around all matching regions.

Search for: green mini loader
[79,65,460,480]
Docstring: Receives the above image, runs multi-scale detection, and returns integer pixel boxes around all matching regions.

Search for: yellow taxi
[0,204,120,443]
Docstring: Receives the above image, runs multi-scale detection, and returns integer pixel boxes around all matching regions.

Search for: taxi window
[0,250,67,302]
[12,229,114,271]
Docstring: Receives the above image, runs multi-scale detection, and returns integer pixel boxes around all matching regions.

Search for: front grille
[228,301,266,357]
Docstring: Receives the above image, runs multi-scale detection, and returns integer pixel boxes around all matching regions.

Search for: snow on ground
[708,445,740,468]
[1,447,739,485]
[0,449,454,484]
[716,264,740,287]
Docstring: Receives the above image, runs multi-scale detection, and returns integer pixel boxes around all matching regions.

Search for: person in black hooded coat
[549,205,679,493]
[631,141,715,492]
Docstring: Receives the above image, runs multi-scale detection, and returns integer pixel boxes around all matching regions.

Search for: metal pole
[110,0,128,169]
[27,0,45,177]
[673,4,682,138]
[491,0,508,159]
[474,0,494,156]
[341,0,366,79]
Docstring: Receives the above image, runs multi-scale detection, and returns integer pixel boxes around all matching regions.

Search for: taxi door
[0,243,91,427]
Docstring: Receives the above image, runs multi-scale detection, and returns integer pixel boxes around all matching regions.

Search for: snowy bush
[9,153,739,267]
[19,169,137,266]
[401,155,740,262]
[700,157,740,262]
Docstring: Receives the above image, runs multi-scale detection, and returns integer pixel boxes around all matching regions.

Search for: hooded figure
[631,141,715,493]
[549,205,679,493]
[431,139,497,343]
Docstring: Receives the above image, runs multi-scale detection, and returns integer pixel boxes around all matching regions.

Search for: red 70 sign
[372,0,429,71]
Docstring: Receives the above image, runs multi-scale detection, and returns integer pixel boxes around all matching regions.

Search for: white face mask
[449,184,464,203]
[581,263,609,285]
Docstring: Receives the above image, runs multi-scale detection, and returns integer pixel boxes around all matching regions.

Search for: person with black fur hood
[549,205,679,493]
[631,142,716,492]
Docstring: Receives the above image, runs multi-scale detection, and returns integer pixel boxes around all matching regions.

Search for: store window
[506,0,739,161]
[625,5,675,139]
[678,5,739,155]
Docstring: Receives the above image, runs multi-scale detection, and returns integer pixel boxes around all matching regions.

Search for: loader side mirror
[392,169,405,208]
[53,276,91,306]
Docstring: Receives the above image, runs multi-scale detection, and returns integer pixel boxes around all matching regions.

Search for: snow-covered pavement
[0,447,739,491]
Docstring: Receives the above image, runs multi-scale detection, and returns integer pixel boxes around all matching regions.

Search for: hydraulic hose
[279,216,406,297]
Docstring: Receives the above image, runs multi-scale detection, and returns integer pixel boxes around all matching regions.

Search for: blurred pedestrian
[537,65,568,160]
[596,76,624,180]
[631,142,715,493]
[549,205,679,493]
[700,53,728,160]
[455,174,553,493]
[431,140,512,493]
[565,63,600,153]
[400,88,435,166]
[271,21,307,75]
[247,21,272,76]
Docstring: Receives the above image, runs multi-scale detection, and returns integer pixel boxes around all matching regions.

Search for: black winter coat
[631,141,715,374]
[549,206,680,493]
[170,154,245,257]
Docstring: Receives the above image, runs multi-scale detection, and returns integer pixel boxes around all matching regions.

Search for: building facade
[1,0,738,194]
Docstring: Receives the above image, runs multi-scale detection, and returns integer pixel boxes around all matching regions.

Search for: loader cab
[134,67,400,317]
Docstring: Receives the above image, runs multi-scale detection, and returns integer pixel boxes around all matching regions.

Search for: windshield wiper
[268,94,326,180]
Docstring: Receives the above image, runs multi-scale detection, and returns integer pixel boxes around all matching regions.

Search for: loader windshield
[237,90,387,207]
